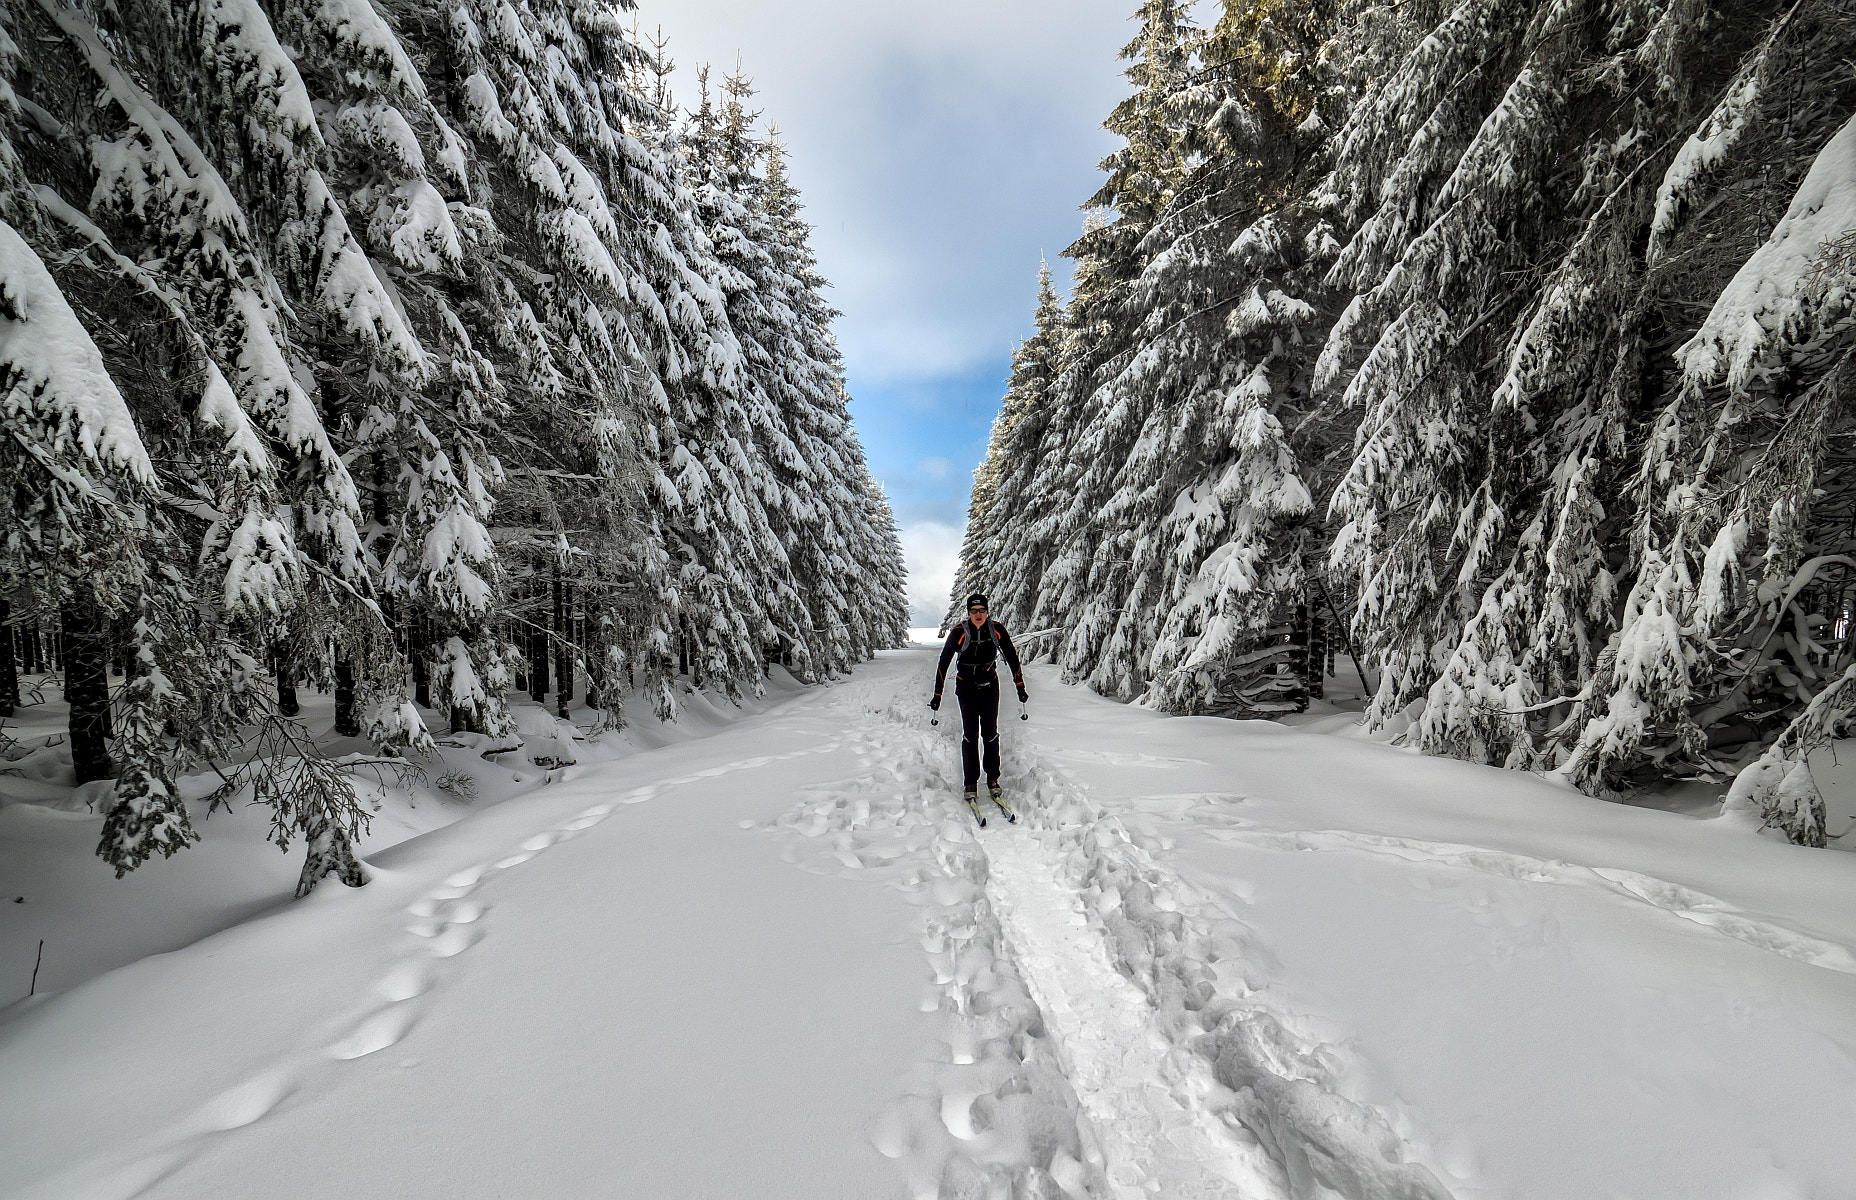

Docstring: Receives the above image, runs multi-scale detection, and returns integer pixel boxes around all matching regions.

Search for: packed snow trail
[983,830,1280,1198]
[767,663,1450,1200]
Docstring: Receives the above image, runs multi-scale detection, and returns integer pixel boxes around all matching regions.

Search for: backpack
[954,621,1004,682]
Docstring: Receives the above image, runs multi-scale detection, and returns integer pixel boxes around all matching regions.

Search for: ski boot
[963,785,987,827]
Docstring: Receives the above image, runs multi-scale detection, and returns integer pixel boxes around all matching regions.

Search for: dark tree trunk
[528,581,549,703]
[1307,605,1327,702]
[1288,601,1312,714]
[333,655,360,736]
[449,700,482,735]
[275,645,299,716]
[582,601,601,710]
[0,597,17,717]
[412,616,431,709]
[63,604,114,783]
[554,571,573,718]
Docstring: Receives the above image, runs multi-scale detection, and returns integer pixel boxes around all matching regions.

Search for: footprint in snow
[376,961,433,1002]
[197,1070,296,1131]
[427,925,481,959]
[328,1005,418,1060]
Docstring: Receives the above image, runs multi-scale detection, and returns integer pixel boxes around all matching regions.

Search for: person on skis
[930,593,1027,809]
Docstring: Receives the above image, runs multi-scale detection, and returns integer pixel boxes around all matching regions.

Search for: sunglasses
[968,606,987,613]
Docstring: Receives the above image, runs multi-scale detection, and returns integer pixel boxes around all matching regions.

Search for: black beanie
[966,593,989,611]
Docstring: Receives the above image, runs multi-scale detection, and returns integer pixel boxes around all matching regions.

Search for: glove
[929,696,941,711]
[1016,685,1029,703]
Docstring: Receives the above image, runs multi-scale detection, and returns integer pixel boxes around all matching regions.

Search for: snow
[373,179,463,274]
[306,0,427,101]
[1679,112,1856,392]
[461,72,518,149]
[1649,70,1759,261]
[0,219,154,484]
[4,651,1853,1199]
[197,0,322,147]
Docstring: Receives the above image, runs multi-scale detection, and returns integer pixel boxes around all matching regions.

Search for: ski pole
[1019,702,1028,722]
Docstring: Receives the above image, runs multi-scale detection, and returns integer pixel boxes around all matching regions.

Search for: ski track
[772,679,1112,1200]
[1002,747,1457,1200]
[1194,826,1856,974]
[984,830,1277,1199]
[14,739,845,1200]
[769,673,1459,1200]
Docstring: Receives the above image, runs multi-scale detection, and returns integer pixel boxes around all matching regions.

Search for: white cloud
[919,455,953,481]
[899,520,964,628]
[638,0,1134,383]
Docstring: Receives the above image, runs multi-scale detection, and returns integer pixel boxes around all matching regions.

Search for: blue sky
[641,1,1190,625]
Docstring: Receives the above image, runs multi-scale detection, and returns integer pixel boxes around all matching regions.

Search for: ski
[963,792,988,827]
[989,788,1017,824]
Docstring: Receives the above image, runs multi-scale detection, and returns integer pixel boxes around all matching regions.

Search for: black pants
[955,676,1000,788]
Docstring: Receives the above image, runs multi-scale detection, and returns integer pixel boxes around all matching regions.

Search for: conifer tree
[0,0,908,885]
[963,0,1337,713]
[949,260,1065,635]
[1315,0,1856,821]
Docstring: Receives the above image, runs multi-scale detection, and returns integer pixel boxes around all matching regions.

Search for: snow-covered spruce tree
[3,0,403,885]
[273,0,514,742]
[857,471,912,650]
[1035,0,1205,692]
[965,0,1339,714]
[759,130,908,664]
[1315,0,1856,825]
[1088,0,1336,715]
[946,259,1066,638]
[984,237,1111,655]
[0,210,159,788]
[106,0,429,754]
[1604,32,1856,842]
[634,69,782,705]
[687,74,826,681]
[425,0,664,732]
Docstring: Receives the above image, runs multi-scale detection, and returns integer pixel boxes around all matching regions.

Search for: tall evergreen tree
[1316,0,1856,822]
[962,0,1338,714]
[948,260,1065,635]
[0,0,909,885]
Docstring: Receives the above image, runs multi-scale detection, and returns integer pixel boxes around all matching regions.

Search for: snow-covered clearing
[5,648,1854,1198]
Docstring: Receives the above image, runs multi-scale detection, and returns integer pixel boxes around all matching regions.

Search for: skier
[930,593,1027,819]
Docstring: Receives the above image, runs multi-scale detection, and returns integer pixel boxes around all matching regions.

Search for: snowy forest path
[13,648,1851,1199]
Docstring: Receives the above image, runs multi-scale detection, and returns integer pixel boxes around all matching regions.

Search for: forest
[0,0,909,893]
[953,0,1856,847]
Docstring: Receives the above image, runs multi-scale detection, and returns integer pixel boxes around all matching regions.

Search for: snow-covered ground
[4,649,1853,1199]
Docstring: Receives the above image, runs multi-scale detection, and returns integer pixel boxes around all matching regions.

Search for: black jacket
[934,618,1024,699]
